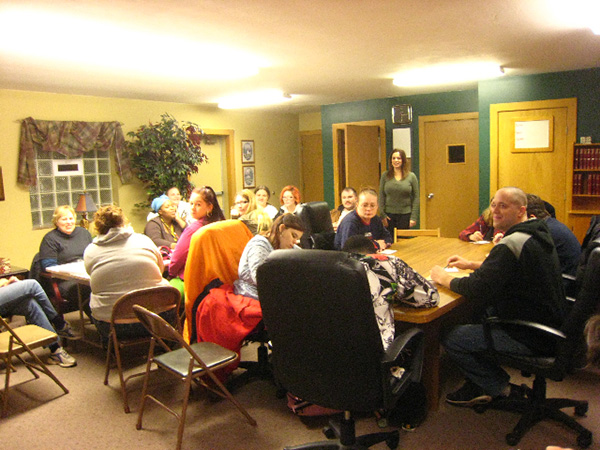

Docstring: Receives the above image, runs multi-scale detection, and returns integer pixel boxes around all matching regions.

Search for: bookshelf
[570,143,600,241]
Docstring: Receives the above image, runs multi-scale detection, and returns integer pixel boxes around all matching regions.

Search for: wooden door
[419,113,479,238]
[345,124,381,191]
[300,131,324,202]
[332,120,386,204]
[491,98,577,223]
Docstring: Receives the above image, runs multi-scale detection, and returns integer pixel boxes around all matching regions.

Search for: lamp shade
[75,192,97,213]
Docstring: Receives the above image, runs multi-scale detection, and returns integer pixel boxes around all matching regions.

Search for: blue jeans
[0,279,59,346]
[443,324,534,397]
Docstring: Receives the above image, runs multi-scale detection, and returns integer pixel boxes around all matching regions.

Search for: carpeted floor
[2,315,599,450]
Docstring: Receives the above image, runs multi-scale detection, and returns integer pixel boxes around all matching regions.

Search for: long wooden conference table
[390,236,493,411]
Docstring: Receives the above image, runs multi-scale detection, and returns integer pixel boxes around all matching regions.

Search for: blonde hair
[52,205,76,228]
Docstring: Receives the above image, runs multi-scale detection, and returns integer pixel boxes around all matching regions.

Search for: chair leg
[204,365,257,427]
[103,330,114,385]
[113,340,130,414]
[136,341,155,431]
[176,369,194,450]
[2,359,10,418]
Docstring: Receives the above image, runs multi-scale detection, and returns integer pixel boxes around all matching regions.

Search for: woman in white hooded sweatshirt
[84,204,169,341]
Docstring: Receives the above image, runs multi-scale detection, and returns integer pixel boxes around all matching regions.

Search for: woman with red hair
[276,185,303,217]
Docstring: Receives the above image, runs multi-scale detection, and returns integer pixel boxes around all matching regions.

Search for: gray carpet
[2,316,599,450]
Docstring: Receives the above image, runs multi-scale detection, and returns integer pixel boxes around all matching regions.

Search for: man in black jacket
[431,186,567,406]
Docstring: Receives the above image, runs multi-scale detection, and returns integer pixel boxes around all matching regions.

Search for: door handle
[427,193,434,199]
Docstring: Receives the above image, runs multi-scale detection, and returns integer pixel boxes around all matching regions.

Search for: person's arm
[168,226,193,278]
[144,219,173,248]
[39,233,59,269]
[409,172,420,227]
[245,240,273,286]
[335,216,358,250]
[459,215,486,241]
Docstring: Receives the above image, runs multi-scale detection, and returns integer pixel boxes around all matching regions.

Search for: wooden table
[0,265,29,280]
[45,262,100,348]
[390,236,493,411]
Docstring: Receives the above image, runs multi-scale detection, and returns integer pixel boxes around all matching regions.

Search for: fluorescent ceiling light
[544,0,600,34]
[0,7,262,80]
[393,63,504,87]
[218,89,292,109]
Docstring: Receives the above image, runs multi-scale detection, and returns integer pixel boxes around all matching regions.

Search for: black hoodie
[450,218,567,329]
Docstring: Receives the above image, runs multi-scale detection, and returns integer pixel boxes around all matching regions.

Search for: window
[29,148,113,229]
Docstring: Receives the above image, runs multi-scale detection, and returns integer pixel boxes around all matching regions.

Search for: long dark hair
[386,149,408,180]
[192,186,225,223]
[268,213,304,249]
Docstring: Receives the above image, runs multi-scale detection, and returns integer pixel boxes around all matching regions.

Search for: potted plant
[127,113,208,207]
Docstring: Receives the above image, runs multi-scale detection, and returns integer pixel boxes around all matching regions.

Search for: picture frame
[243,165,256,189]
[241,140,255,164]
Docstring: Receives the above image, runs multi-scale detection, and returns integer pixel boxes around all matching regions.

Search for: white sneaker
[48,347,77,368]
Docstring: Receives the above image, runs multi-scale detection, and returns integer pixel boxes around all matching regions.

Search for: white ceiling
[1,0,599,113]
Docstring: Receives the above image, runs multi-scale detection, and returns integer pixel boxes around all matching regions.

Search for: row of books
[574,146,600,170]
[573,173,600,196]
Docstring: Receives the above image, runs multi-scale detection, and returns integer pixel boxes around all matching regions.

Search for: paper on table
[380,249,397,255]
[471,240,491,244]
[444,267,459,272]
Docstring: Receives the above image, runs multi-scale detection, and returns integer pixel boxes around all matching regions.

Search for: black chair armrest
[483,316,566,354]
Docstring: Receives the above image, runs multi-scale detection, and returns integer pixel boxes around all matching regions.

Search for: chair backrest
[394,228,440,242]
[559,238,600,369]
[183,220,253,340]
[297,201,335,249]
[111,286,181,329]
[257,249,385,411]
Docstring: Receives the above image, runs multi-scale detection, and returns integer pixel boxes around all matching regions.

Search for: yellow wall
[0,89,301,268]
[299,112,322,131]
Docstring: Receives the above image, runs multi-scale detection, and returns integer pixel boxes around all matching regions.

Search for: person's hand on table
[469,231,484,241]
[375,239,390,250]
[446,255,470,270]
[492,233,504,245]
[431,265,453,289]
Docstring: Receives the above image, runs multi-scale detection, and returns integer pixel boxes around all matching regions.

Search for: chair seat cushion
[154,341,237,377]
[0,325,57,354]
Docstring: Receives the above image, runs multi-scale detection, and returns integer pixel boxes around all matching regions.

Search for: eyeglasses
[235,200,249,205]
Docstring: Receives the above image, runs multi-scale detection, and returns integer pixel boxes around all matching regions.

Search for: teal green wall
[321,67,600,211]
[321,90,478,207]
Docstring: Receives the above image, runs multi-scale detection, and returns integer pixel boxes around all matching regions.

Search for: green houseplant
[127,113,208,207]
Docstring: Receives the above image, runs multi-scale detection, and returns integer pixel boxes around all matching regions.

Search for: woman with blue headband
[144,194,185,249]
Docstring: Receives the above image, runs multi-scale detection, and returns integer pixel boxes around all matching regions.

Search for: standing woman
[168,186,225,284]
[37,205,93,311]
[144,195,185,249]
[379,149,420,233]
[254,185,278,219]
[276,185,303,217]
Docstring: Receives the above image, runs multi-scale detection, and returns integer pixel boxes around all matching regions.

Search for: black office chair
[475,239,600,448]
[257,249,425,449]
[297,201,336,250]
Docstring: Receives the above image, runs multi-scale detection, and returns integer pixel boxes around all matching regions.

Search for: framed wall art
[241,140,255,163]
[243,165,256,189]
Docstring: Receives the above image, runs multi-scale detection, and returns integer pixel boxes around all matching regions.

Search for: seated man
[330,186,358,232]
[335,188,392,251]
[526,193,581,277]
[0,277,76,367]
[431,186,566,406]
[342,235,439,350]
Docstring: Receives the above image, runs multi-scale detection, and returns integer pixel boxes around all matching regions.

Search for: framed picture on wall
[243,165,255,189]
[241,140,255,164]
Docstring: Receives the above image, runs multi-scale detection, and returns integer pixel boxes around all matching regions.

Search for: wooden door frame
[331,119,386,203]
[418,112,479,227]
[203,129,235,208]
[489,98,577,204]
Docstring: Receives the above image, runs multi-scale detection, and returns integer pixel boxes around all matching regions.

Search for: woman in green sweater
[379,148,420,233]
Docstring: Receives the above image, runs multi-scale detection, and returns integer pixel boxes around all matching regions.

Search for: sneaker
[56,322,75,339]
[48,347,77,368]
[446,379,492,407]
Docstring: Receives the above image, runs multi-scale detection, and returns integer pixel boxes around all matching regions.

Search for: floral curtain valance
[18,117,132,186]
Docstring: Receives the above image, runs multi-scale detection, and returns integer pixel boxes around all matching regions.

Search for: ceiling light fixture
[393,62,505,88]
[218,89,292,109]
[0,7,262,80]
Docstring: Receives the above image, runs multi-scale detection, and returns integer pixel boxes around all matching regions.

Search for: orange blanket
[196,284,263,370]
[183,220,253,341]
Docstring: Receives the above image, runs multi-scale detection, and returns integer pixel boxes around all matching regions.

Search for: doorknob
[427,193,434,199]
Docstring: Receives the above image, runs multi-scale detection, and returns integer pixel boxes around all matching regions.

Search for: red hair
[279,185,301,205]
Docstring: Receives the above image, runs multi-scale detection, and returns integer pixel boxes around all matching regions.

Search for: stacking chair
[257,249,425,449]
[297,201,336,250]
[394,228,440,242]
[132,305,257,450]
[474,238,600,448]
[0,315,69,417]
[103,285,181,413]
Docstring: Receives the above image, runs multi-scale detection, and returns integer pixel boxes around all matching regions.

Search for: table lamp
[75,192,98,228]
